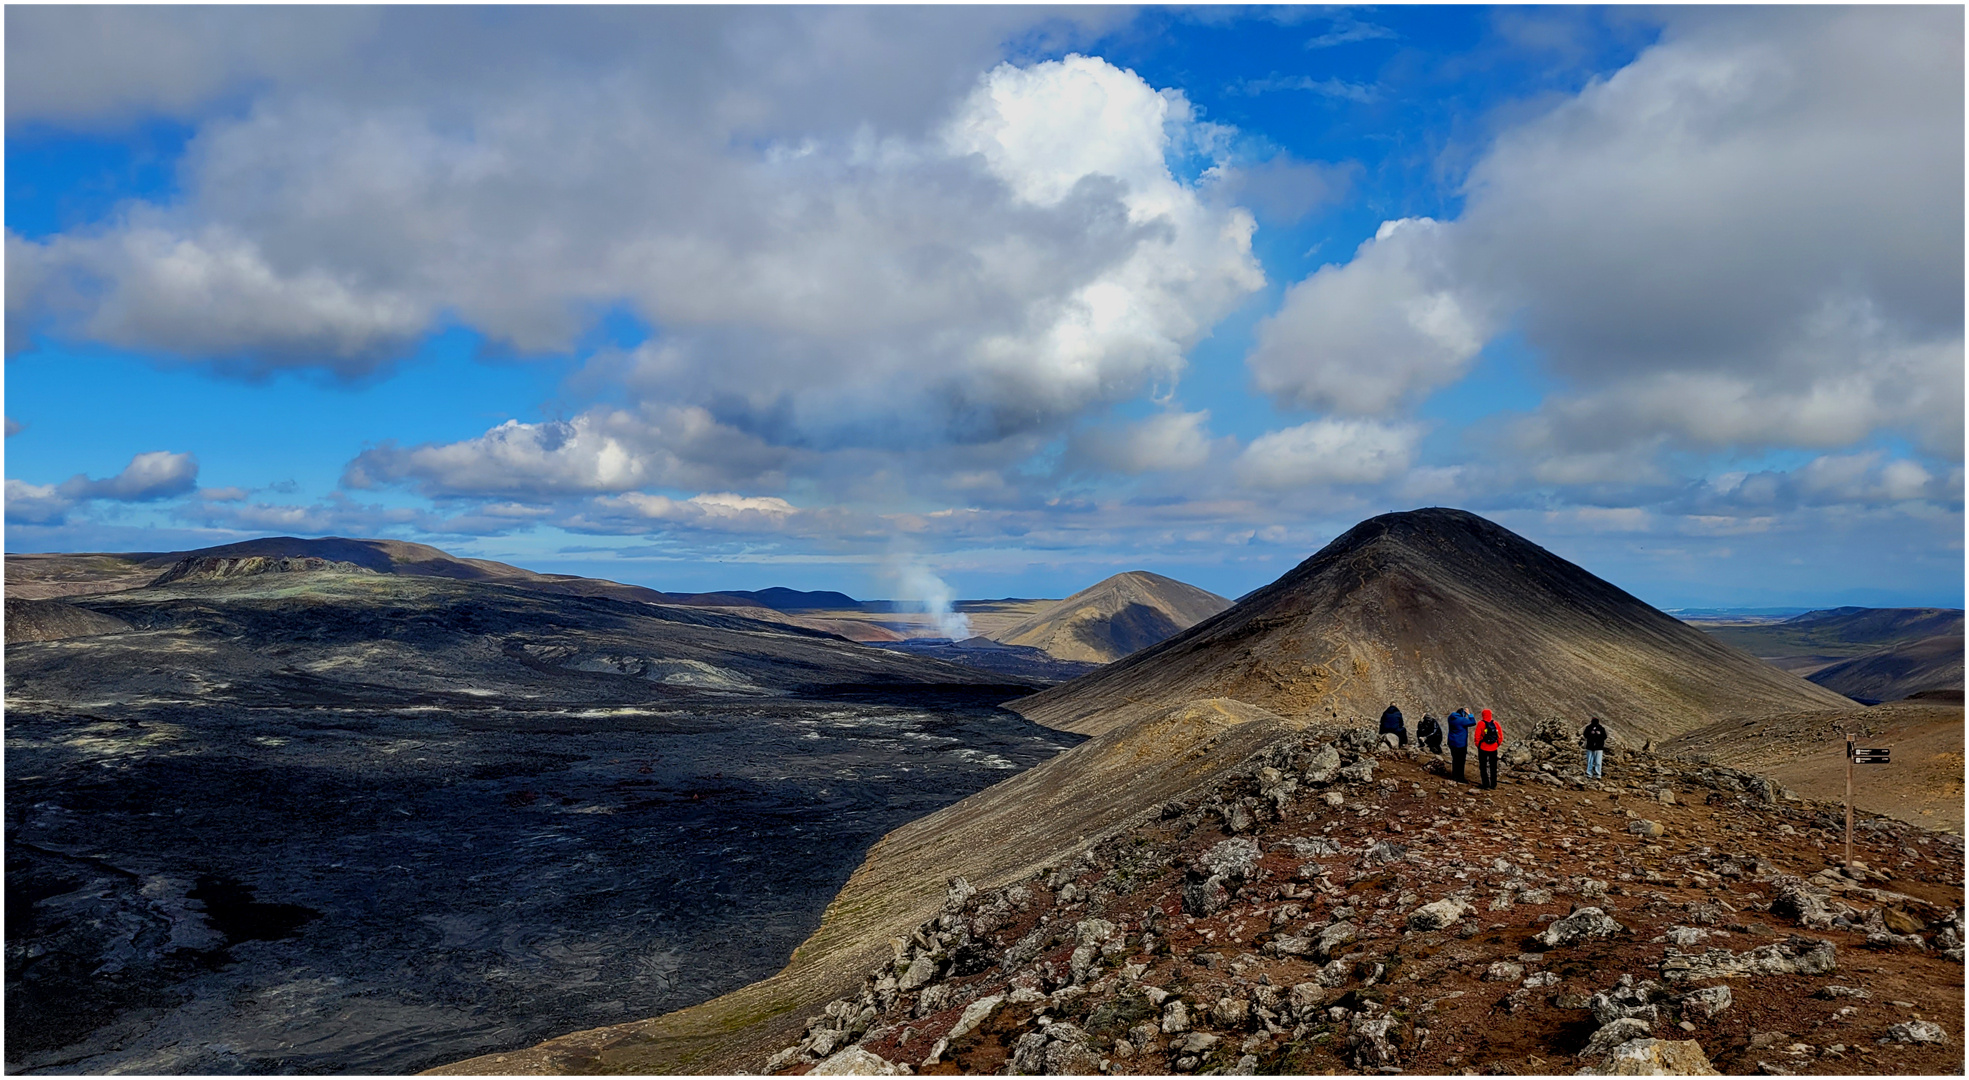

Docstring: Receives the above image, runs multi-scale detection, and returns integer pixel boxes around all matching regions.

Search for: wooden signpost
[1844,733,1892,870]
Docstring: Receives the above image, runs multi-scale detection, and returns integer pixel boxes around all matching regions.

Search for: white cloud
[1233,419,1420,490]
[60,451,200,501]
[1071,410,1216,474]
[15,42,1261,450]
[5,451,199,524]
[17,225,428,374]
[597,492,799,523]
[5,480,69,524]
[1250,6,1963,476]
[347,415,656,495]
[567,491,814,537]
[1691,451,1959,515]
[1247,218,1492,416]
[344,407,790,497]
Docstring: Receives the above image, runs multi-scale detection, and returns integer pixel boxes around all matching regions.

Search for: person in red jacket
[1475,708,1503,789]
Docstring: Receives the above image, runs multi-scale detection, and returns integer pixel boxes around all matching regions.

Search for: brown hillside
[1015,508,1852,740]
[7,536,697,609]
[1662,700,1965,833]
[1807,635,1965,704]
[991,572,1231,664]
[3,597,132,644]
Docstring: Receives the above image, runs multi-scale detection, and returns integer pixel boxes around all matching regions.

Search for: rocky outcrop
[1579,1037,1720,1075]
[736,727,1962,1079]
[149,555,377,585]
[1659,936,1838,983]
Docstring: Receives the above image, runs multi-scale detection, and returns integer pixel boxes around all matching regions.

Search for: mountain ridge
[989,571,1232,664]
[1013,507,1853,739]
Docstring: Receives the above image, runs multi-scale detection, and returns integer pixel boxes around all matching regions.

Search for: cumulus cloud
[4,480,69,524]
[589,492,799,528]
[1250,6,1963,477]
[18,224,429,374]
[1247,218,1493,415]
[1070,410,1216,474]
[61,451,200,501]
[13,27,1261,455]
[5,6,378,128]
[344,407,791,497]
[1694,451,1962,514]
[5,451,199,524]
[1233,419,1420,490]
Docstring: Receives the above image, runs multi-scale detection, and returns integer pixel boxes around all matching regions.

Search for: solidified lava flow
[4,568,1082,1075]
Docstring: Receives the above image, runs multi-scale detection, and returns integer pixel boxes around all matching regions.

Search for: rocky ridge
[990,573,1233,665]
[148,555,378,585]
[765,723,1964,1076]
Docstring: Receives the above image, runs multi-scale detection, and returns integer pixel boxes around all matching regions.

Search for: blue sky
[6,6,1963,608]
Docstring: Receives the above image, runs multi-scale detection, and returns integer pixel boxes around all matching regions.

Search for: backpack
[1479,719,1499,747]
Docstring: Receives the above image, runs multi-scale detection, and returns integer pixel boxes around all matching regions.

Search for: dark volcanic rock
[4,571,1078,1074]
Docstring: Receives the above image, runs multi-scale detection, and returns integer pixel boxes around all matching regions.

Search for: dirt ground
[772,737,1967,1077]
[1663,701,1965,834]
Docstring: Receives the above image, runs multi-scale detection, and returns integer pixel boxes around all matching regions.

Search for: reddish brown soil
[776,744,1965,1076]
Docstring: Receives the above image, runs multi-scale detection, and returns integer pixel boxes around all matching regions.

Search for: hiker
[1446,707,1476,782]
[1582,717,1608,779]
[1378,703,1407,748]
[1416,713,1443,754]
[1476,708,1503,789]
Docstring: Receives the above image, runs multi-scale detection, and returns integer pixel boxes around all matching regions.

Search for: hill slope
[1015,508,1852,739]
[434,714,1966,1077]
[6,535,725,608]
[990,571,1232,664]
[1694,607,1964,678]
[1806,634,1965,704]
[3,597,132,644]
[429,699,1312,1075]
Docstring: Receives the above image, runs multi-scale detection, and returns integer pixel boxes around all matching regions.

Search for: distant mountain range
[1692,605,1964,704]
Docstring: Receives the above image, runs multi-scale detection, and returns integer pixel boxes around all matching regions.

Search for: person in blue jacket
[1445,707,1477,783]
[1378,703,1407,748]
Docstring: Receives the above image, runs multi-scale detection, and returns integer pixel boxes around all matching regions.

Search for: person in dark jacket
[1378,704,1407,748]
[1445,707,1476,782]
[1475,708,1503,789]
[1416,713,1443,754]
[1582,717,1608,779]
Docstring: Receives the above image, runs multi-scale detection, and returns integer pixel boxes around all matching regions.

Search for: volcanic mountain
[1014,508,1854,739]
[431,507,1903,1077]
[989,571,1232,664]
